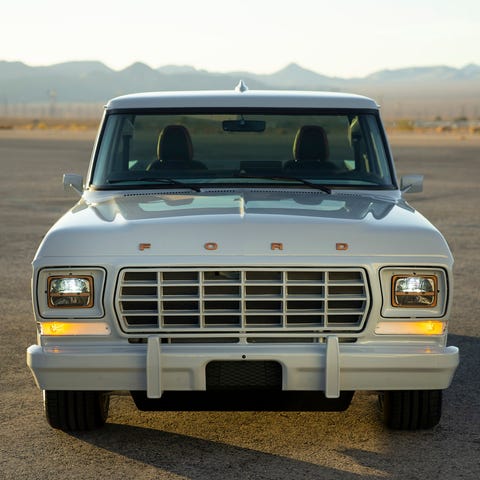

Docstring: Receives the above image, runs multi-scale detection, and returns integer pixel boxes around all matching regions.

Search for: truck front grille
[115,268,370,335]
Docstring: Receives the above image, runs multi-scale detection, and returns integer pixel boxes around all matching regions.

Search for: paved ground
[0,131,479,479]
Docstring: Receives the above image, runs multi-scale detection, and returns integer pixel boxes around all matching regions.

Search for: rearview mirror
[223,119,266,132]
[63,173,83,195]
[400,174,424,193]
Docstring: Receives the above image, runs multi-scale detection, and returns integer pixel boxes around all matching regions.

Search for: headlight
[36,268,105,318]
[380,268,448,318]
[392,275,437,307]
[48,276,94,308]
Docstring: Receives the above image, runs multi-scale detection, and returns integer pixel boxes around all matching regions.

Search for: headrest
[157,125,193,162]
[293,125,329,162]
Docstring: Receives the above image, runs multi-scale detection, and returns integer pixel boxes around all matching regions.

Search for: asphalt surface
[0,131,479,479]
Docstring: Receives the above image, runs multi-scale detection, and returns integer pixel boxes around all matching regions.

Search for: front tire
[379,390,442,430]
[43,391,109,431]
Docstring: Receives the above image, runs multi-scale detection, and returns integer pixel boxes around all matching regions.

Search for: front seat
[147,125,206,171]
[284,125,339,174]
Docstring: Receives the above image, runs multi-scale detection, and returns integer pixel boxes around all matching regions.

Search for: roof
[106,89,379,111]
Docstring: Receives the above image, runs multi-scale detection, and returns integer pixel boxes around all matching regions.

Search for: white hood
[34,190,452,261]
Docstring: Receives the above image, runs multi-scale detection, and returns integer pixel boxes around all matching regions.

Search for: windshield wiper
[106,177,202,192]
[233,174,331,194]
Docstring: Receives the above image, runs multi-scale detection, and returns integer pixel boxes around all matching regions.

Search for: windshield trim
[89,182,397,192]
[106,107,381,116]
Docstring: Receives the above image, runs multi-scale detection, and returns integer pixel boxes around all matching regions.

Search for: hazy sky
[2,0,479,77]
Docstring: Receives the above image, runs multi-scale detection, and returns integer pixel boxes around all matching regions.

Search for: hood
[35,190,451,260]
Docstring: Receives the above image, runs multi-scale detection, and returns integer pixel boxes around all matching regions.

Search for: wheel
[378,390,442,430]
[43,391,109,431]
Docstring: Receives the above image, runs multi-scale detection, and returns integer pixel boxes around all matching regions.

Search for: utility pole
[48,90,57,117]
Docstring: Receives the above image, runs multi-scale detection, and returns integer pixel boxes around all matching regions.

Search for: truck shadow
[74,424,385,479]
[69,333,478,480]
[446,333,480,402]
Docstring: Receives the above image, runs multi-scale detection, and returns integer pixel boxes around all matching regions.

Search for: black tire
[378,390,442,430]
[43,390,109,431]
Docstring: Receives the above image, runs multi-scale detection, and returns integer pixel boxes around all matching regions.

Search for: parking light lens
[375,320,445,335]
[39,321,111,336]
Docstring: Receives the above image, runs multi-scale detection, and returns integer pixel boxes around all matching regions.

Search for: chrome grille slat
[115,268,370,334]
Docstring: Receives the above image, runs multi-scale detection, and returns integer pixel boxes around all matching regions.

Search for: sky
[1,0,479,78]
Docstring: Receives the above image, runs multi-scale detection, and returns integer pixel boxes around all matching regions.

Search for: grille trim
[115,268,370,334]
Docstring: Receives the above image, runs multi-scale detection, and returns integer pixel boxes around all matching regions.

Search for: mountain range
[1,60,479,119]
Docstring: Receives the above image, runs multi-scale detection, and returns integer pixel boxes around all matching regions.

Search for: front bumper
[27,338,459,398]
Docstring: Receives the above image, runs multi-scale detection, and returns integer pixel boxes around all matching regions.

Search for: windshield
[90,110,395,190]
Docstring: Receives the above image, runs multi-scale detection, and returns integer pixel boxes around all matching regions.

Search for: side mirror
[400,174,423,193]
[63,173,83,196]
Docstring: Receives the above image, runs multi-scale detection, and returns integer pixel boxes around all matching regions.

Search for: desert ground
[0,129,479,479]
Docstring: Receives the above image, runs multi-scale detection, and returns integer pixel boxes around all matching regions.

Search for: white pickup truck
[27,85,459,431]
